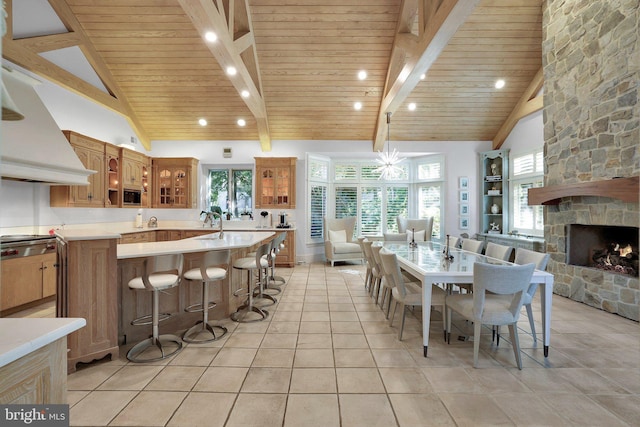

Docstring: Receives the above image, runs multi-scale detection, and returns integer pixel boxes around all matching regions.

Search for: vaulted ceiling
[2,0,543,151]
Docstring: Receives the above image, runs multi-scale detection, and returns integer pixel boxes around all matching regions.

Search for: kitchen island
[117,231,274,344]
[56,227,275,371]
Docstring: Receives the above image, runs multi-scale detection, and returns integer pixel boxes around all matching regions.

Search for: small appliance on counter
[147,216,158,228]
[276,211,291,229]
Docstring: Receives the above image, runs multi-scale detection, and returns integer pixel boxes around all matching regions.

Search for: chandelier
[374,112,405,180]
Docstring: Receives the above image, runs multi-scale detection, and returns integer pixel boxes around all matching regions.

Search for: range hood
[1,67,94,185]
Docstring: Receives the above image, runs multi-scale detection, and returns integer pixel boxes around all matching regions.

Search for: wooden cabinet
[106,144,120,207]
[1,253,57,312]
[118,231,156,244]
[275,230,296,267]
[121,148,151,208]
[152,158,199,208]
[255,157,297,209]
[480,149,509,235]
[58,238,119,372]
[50,131,106,207]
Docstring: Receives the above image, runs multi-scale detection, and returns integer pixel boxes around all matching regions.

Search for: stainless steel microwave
[123,189,141,205]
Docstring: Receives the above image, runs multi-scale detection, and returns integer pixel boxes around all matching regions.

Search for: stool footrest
[184,301,217,313]
[131,312,171,326]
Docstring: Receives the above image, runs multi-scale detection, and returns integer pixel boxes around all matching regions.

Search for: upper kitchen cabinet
[120,148,151,208]
[152,158,199,209]
[105,144,120,207]
[50,131,106,207]
[255,157,297,209]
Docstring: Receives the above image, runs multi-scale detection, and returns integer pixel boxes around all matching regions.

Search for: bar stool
[265,232,287,293]
[231,242,272,322]
[182,250,230,343]
[127,253,184,363]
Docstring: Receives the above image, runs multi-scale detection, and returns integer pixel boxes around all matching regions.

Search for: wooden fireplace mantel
[528,176,639,205]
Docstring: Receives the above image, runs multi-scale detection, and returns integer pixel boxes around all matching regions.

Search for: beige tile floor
[62,262,639,426]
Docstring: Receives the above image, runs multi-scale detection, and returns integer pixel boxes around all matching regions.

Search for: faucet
[201,211,224,238]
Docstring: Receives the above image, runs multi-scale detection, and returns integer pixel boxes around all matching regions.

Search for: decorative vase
[491,203,500,214]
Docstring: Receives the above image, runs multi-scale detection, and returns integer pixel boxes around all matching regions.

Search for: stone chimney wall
[542,0,639,321]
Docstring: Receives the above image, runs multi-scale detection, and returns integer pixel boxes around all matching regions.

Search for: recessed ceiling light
[408,103,416,111]
[241,90,250,98]
[198,118,207,126]
[358,70,367,80]
[226,66,237,76]
[495,79,505,89]
[204,31,217,42]
[420,73,426,80]
[354,102,362,111]
[237,119,246,127]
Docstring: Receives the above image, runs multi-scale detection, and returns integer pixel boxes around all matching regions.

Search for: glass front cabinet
[255,157,297,209]
[480,149,509,235]
[152,158,198,208]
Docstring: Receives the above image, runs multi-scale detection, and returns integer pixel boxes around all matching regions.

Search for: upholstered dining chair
[461,238,484,254]
[494,248,551,345]
[397,216,434,242]
[380,248,446,341]
[445,262,535,369]
[324,216,363,266]
[484,242,514,262]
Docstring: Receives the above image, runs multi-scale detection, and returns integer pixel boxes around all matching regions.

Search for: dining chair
[461,238,484,254]
[362,240,383,300]
[358,237,372,292]
[380,248,446,341]
[494,248,551,345]
[445,262,536,369]
[484,242,513,262]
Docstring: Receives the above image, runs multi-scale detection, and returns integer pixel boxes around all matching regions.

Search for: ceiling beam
[373,0,480,151]
[46,0,151,150]
[14,32,82,53]
[492,67,544,149]
[178,0,271,151]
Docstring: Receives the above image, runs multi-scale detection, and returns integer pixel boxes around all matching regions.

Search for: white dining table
[382,241,555,358]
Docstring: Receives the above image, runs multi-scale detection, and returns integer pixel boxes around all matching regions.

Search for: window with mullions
[208,169,252,217]
[308,155,329,243]
[509,149,544,236]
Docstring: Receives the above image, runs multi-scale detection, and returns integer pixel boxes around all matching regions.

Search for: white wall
[0,73,542,262]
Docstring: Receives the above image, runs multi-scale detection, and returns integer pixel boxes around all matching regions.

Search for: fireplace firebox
[566,224,639,277]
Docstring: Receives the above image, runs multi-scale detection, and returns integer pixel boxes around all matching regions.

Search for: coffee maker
[276,211,290,228]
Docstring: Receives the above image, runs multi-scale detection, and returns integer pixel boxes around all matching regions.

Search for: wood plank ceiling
[2,0,542,151]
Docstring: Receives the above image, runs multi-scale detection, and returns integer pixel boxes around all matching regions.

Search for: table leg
[540,279,553,357]
[423,345,428,357]
[422,278,432,358]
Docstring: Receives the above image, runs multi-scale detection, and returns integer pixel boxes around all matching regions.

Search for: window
[307,155,445,243]
[208,169,252,217]
[510,149,544,236]
[307,155,329,243]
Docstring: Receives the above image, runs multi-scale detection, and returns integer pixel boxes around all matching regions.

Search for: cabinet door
[157,168,173,206]
[42,253,57,298]
[172,168,188,207]
[1,257,44,310]
[260,168,275,206]
[275,167,290,206]
[72,148,104,207]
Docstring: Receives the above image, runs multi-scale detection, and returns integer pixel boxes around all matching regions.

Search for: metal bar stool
[265,232,287,294]
[127,253,184,363]
[231,242,272,322]
[182,249,230,343]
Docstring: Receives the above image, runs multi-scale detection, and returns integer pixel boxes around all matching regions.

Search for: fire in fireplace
[566,224,639,277]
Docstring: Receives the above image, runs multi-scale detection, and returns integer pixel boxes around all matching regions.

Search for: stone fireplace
[540,1,639,321]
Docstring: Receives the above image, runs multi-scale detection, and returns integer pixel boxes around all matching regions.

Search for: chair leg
[473,322,482,368]
[508,323,523,369]
[389,300,398,326]
[446,307,452,344]
[398,304,406,341]
[525,303,537,343]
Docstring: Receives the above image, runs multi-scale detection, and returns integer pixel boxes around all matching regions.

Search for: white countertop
[53,220,294,241]
[0,318,86,368]
[117,231,275,259]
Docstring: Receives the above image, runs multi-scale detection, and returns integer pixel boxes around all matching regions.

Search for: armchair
[324,217,363,266]
[383,216,434,242]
